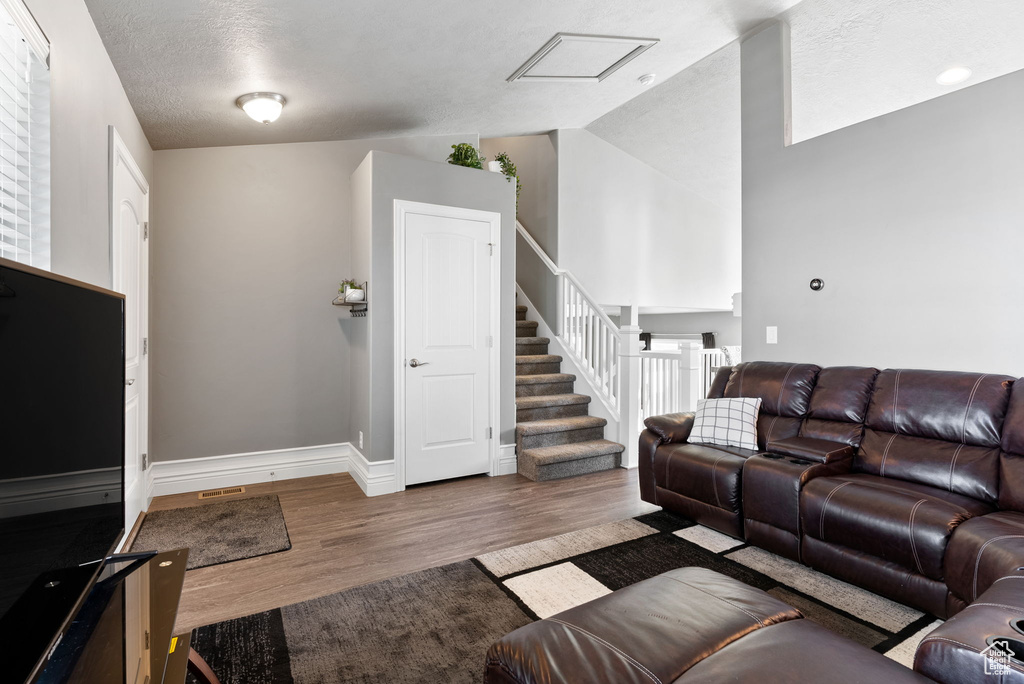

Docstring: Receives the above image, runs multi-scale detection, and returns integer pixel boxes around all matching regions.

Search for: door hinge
[144,630,150,650]
[143,337,148,355]
[486,335,493,348]
[143,221,149,240]
[141,453,148,470]
[487,427,493,440]
[488,243,494,256]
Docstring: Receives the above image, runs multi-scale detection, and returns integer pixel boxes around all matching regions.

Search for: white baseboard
[0,467,122,518]
[347,445,398,496]
[151,443,352,497]
[149,442,400,498]
[497,444,517,476]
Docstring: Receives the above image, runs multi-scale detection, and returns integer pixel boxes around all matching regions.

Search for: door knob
[126,378,136,386]
[409,359,430,368]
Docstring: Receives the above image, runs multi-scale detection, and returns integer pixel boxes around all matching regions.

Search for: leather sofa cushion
[796,366,879,448]
[915,571,1024,684]
[801,474,993,581]
[484,568,801,684]
[756,415,803,451]
[707,366,733,399]
[807,366,879,422]
[865,369,1014,447]
[654,443,758,514]
[723,362,820,418]
[677,618,934,684]
[945,511,1024,602]
[857,428,1000,504]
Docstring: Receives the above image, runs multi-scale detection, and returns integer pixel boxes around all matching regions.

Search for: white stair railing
[639,343,702,429]
[517,221,622,414]
[639,352,684,425]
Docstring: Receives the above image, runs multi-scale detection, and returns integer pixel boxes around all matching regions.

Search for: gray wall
[480,134,558,259]
[351,151,517,462]
[150,135,471,462]
[557,129,740,311]
[29,0,153,287]
[742,22,1024,376]
[639,311,741,347]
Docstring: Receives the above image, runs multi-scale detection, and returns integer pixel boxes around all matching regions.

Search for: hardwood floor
[149,468,657,632]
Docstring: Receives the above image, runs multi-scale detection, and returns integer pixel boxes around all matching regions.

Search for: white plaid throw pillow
[689,397,762,451]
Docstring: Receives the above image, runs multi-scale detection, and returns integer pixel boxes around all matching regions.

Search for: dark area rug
[131,495,291,570]
[188,510,937,683]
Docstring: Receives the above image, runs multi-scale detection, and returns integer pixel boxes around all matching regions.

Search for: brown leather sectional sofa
[640,361,1024,619]
[482,362,1024,684]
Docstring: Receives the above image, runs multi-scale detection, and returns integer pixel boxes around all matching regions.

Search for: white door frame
[393,199,501,491]
[109,126,150,532]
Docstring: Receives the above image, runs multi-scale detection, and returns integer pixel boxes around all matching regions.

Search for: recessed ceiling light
[236,92,287,123]
[639,74,656,86]
[936,67,972,86]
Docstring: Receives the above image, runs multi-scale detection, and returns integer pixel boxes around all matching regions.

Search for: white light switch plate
[766,326,778,344]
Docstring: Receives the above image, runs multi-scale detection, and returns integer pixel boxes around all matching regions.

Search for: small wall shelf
[333,282,368,317]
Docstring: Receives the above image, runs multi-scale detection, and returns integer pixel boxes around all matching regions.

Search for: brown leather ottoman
[484,567,934,684]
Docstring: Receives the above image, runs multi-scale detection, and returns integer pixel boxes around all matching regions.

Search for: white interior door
[400,202,498,486]
[110,127,150,531]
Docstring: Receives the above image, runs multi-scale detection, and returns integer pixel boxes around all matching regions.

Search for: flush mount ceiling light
[507,33,659,83]
[936,67,972,86]
[236,92,287,123]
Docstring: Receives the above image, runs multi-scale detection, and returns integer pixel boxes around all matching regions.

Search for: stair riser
[516,381,574,397]
[519,453,621,482]
[516,404,590,422]
[518,426,605,451]
[516,322,539,336]
[515,342,549,356]
[515,362,562,376]
[516,310,527,321]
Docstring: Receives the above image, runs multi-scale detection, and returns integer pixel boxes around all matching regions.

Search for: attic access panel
[507,33,659,83]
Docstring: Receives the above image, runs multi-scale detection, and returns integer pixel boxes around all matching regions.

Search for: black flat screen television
[0,257,126,684]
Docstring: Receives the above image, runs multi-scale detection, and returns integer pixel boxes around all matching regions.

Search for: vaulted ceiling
[83,0,804,149]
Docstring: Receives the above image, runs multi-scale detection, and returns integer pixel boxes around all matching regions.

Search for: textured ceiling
[784,0,1024,142]
[585,0,1024,217]
[82,0,803,149]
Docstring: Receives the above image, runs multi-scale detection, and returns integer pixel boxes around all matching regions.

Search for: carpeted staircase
[515,303,625,481]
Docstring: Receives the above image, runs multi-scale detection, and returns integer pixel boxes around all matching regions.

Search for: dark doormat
[186,510,939,683]
[131,495,291,570]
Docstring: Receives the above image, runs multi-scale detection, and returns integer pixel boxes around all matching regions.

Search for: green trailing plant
[339,279,359,293]
[447,143,485,169]
[493,152,522,209]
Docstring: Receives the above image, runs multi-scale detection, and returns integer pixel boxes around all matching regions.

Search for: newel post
[618,305,642,468]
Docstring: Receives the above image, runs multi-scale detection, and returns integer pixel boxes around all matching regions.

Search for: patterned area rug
[132,495,291,570]
[188,511,940,683]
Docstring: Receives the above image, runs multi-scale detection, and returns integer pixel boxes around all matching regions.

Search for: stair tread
[515,373,575,385]
[522,439,626,466]
[516,394,591,409]
[516,415,607,436]
[515,305,528,312]
[515,354,562,364]
[516,336,550,344]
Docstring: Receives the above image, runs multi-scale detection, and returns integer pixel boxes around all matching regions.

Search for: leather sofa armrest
[643,412,695,445]
[914,572,1024,684]
[766,436,854,464]
[639,413,694,505]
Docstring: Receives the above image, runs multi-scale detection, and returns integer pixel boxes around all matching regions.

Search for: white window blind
[0,0,48,269]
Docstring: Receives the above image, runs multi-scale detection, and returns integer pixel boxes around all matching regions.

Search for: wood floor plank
[149,468,656,632]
